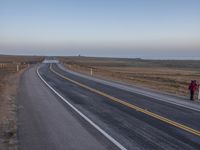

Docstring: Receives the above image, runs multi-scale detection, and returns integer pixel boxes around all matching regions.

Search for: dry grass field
[0,55,44,94]
[0,55,44,75]
[0,55,44,63]
[60,56,200,98]
[0,55,44,150]
[0,72,20,150]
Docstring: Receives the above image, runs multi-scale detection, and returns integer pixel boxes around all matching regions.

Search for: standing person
[188,80,198,101]
[198,84,200,100]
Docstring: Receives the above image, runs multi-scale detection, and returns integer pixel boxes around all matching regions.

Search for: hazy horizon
[0,0,200,59]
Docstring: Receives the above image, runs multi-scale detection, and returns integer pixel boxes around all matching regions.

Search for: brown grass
[0,72,21,150]
[0,54,44,64]
[0,54,44,149]
[0,54,44,75]
[60,56,200,98]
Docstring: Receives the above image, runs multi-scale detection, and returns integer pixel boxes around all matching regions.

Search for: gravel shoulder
[0,69,25,150]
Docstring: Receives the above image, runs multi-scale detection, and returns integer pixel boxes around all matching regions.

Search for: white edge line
[58,64,200,112]
[36,65,127,150]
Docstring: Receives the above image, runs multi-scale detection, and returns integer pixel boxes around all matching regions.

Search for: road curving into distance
[18,63,200,150]
[17,65,117,150]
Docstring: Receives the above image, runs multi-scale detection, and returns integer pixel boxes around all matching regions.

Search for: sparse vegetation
[0,55,44,150]
[0,55,44,64]
[0,55,44,74]
[60,56,200,97]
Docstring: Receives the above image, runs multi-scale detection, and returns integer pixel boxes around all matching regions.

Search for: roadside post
[90,68,93,76]
[16,64,19,72]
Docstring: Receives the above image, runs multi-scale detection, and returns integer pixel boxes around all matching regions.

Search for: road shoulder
[0,69,24,150]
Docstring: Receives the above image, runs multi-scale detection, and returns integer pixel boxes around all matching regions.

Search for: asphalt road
[17,65,116,150]
[18,63,200,150]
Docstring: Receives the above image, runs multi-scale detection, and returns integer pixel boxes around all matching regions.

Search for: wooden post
[90,68,93,76]
[17,64,19,72]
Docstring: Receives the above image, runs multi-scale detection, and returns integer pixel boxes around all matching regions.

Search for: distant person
[198,84,200,100]
[188,80,198,101]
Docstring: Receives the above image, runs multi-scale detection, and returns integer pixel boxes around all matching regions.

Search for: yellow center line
[49,64,200,137]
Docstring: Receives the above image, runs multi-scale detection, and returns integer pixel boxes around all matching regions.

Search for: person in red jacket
[188,80,198,101]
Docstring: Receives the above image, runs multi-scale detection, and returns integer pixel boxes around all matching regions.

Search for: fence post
[17,64,19,72]
[90,68,93,76]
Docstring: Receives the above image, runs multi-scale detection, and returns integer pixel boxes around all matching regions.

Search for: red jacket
[189,82,197,92]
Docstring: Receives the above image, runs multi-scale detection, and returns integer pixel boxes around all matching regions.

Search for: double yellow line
[50,64,200,137]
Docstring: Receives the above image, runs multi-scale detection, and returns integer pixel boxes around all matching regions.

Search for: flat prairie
[0,55,44,63]
[60,56,200,97]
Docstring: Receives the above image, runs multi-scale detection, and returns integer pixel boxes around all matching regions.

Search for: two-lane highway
[17,65,117,150]
[36,63,200,150]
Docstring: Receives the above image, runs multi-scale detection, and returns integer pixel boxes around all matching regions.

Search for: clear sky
[0,0,200,58]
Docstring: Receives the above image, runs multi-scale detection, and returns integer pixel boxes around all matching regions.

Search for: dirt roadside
[0,69,25,150]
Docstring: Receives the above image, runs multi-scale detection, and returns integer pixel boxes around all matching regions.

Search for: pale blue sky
[0,0,200,58]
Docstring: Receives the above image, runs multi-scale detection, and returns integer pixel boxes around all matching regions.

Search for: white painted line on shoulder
[36,66,127,150]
